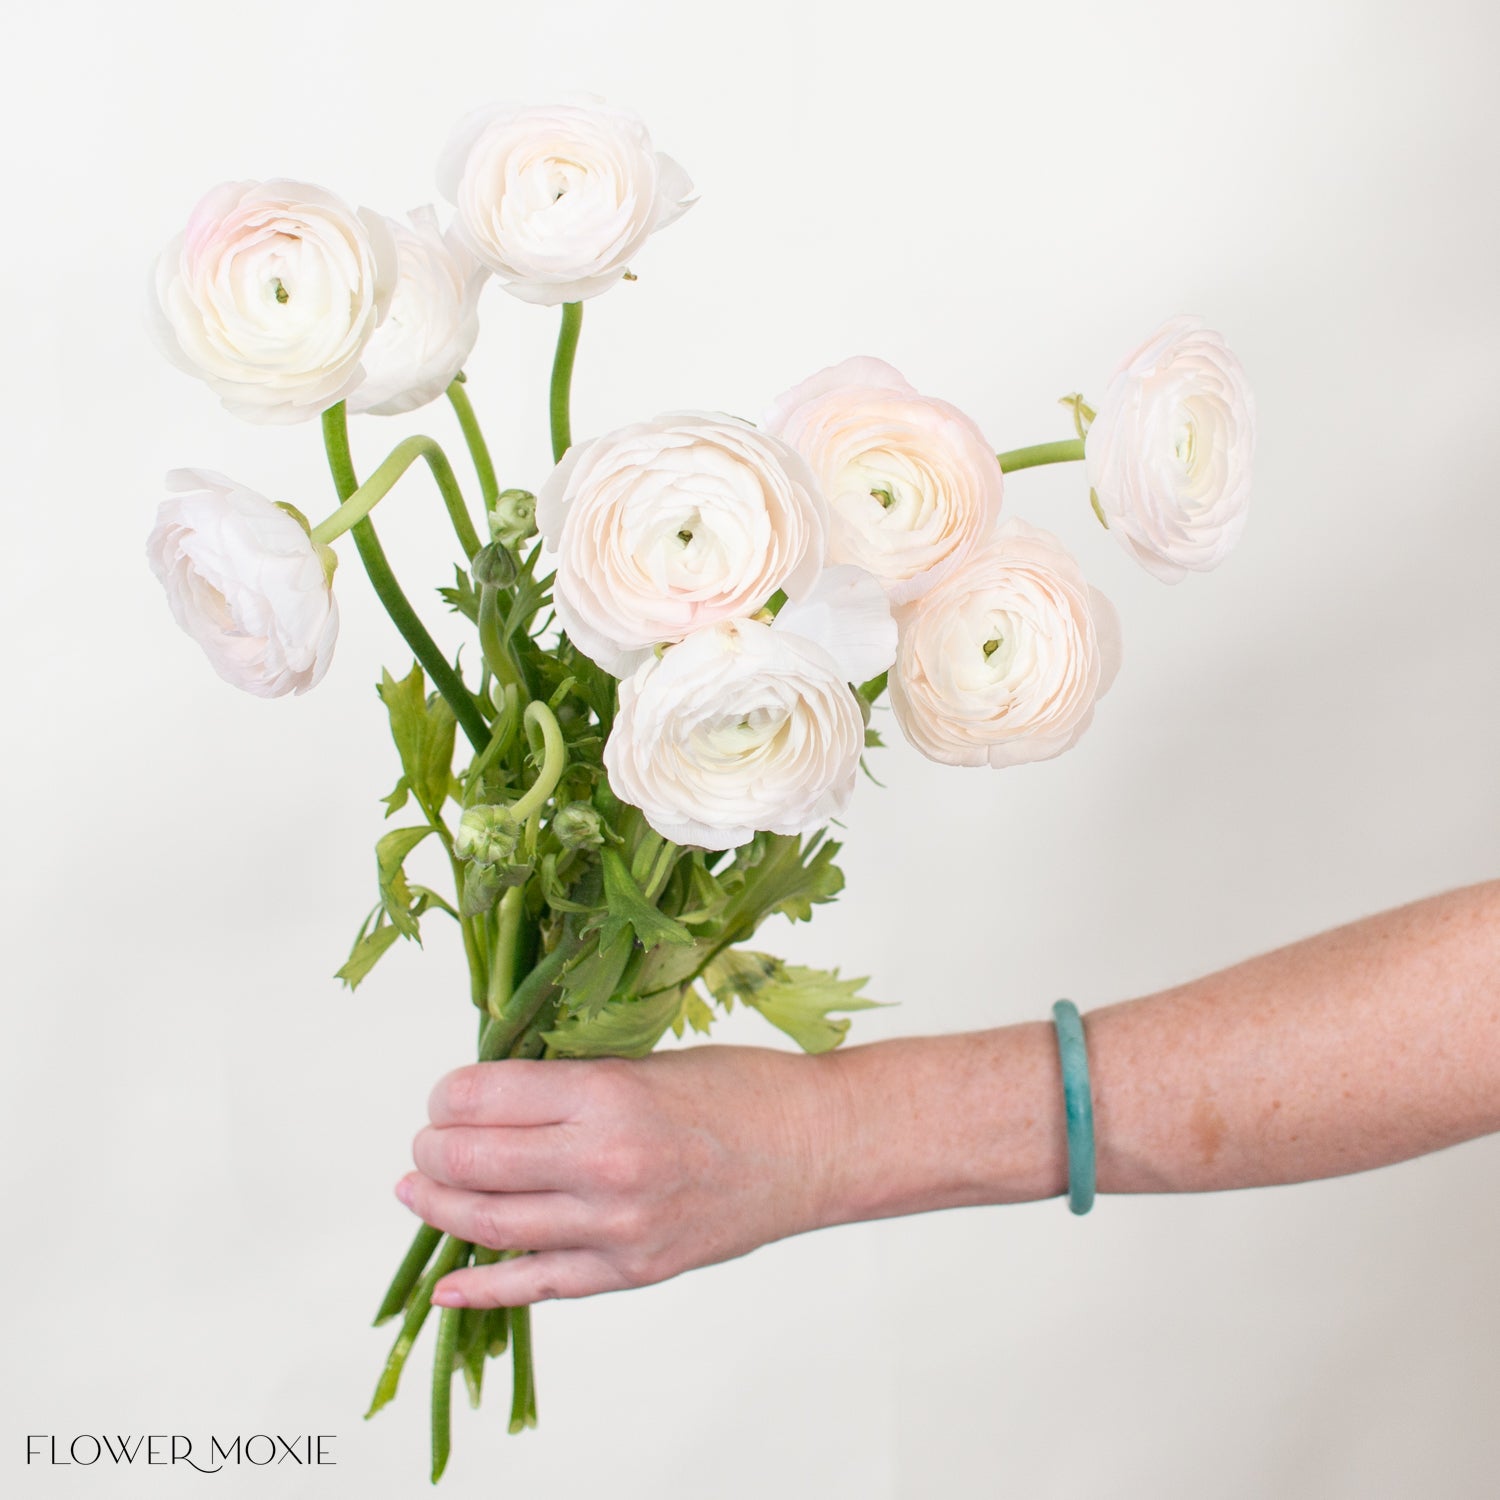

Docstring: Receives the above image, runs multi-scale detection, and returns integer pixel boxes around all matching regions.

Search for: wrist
[811,1024,1072,1230]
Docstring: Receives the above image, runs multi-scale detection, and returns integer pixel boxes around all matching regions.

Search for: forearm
[820,880,1500,1224]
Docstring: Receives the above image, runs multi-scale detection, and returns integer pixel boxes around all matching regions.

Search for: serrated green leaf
[703,950,884,1054]
[438,564,480,622]
[381,775,411,818]
[377,826,432,937]
[336,924,401,989]
[378,665,458,821]
[594,847,692,952]
[544,985,688,1059]
[672,989,716,1039]
[558,929,634,1020]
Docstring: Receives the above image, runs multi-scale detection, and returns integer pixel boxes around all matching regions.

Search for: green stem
[510,702,567,825]
[446,378,500,510]
[430,1304,463,1482]
[549,303,582,463]
[996,437,1087,473]
[508,1304,536,1433]
[478,937,580,1062]
[320,406,489,755]
[367,1234,470,1417]
[312,433,481,559]
[486,887,524,1021]
[373,1222,443,1326]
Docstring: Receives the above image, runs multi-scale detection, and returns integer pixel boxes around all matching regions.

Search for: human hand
[399,1045,848,1306]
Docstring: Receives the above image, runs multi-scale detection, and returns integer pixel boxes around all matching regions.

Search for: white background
[4,0,1498,1495]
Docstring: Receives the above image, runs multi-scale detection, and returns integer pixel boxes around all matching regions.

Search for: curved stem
[320,405,489,754]
[549,302,582,464]
[312,433,481,559]
[509,702,567,826]
[447,378,499,509]
[997,437,1087,474]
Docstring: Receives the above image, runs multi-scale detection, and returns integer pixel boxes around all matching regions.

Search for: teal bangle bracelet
[1050,1000,1097,1215]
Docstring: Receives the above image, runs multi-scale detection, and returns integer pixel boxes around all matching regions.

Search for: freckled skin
[401,881,1500,1306]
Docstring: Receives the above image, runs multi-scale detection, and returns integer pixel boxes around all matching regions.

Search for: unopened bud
[471,540,518,589]
[489,489,538,547]
[455,803,520,865]
[552,803,605,850]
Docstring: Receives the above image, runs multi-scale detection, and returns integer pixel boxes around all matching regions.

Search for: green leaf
[377,826,432,938]
[702,950,885,1054]
[461,859,531,919]
[671,988,716,1039]
[558,929,635,1020]
[594,847,693,952]
[336,923,401,990]
[377,664,458,820]
[544,985,689,1059]
[438,564,480,622]
[381,775,411,818]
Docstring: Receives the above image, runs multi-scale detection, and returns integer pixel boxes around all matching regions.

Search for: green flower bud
[455,803,520,865]
[489,488,538,546]
[471,540,518,589]
[552,803,606,850]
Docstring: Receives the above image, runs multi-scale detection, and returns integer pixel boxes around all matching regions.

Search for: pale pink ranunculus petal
[150,180,396,424]
[147,469,338,698]
[765,357,1002,603]
[604,618,865,850]
[773,564,895,684]
[538,412,827,677]
[1085,316,1256,582]
[889,518,1118,768]
[347,205,487,416]
[438,97,694,306]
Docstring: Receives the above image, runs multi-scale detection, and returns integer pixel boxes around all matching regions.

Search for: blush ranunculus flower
[347,206,485,416]
[146,469,339,698]
[603,613,878,851]
[889,518,1121,768]
[1085,316,1256,582]
[538,412,828,677]
[151,180,397,424]
[764,356,1003,603]
[437,97,694,305]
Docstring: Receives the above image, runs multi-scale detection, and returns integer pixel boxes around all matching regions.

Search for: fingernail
[394,1175,416,1209]
[431,1286,466,1308]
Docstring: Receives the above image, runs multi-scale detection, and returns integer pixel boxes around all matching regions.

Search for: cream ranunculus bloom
[537,412,827,677]
[146,469,339,698]
[889,518,1121,768]
[1085,316,1256,582]
[764,356,1003,603]
[437,97,694,305]
[151,180,397,424]
[604,616,872,851]
[347,206,485,416]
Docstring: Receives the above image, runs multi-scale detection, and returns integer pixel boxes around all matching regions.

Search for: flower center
[983,636,1001,658]
[272,277,289,305]
[1173,413,1197,470]
[871,487,896,510]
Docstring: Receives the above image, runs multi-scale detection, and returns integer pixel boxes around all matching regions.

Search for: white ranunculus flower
[889,518,1121,769]
[151,179,397,424]
[146,469,339,698]
[604,617,869,851]
[538,412,827,677]
[347,206,485,416]
[764,356,1003,603]
[1085,316,1256,583]
[437,97,694,305]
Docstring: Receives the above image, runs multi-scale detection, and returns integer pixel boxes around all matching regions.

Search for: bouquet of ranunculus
[147,96,1254,1481]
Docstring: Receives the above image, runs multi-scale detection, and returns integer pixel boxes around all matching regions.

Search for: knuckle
[439,1132,481,1185]
[469,1202,510,1251]
[605,1202,651,1247]
[598,1140,651,1194]
[613,1248,657,1288]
